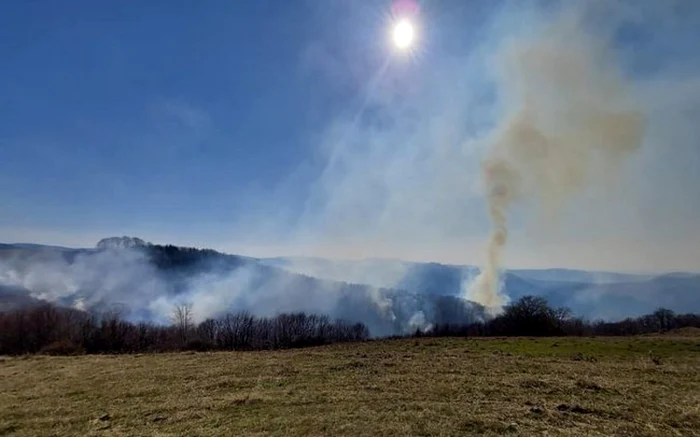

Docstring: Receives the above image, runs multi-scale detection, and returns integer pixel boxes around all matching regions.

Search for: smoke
[465,6,646,312]
[0,248,172,322]
[407,311,432,333]
[0,246,487,336]
[220,0,700,281]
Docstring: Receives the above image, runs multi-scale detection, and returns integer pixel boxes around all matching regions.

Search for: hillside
[0,241,484,336]
[2,239,700,335]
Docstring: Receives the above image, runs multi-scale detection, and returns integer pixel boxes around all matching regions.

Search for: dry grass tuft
[575,379,603,392]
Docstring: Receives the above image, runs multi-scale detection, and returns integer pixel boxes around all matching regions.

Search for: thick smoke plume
[467,10,646,312]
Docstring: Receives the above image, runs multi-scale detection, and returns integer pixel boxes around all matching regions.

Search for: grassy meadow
[2,335,700,436]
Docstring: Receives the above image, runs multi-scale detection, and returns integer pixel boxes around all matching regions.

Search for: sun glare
[392,19,415,50]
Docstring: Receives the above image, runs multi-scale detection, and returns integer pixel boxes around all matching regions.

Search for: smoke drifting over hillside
[3,240,700,336]
[0,245,485,336]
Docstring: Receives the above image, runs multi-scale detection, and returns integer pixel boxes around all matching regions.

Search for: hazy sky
[1,0,699,272]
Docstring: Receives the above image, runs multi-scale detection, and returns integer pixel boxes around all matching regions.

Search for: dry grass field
[2,336,700,436]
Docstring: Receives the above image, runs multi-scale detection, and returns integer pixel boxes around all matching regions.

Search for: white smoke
[0,246,442,335]
[0,248,171,320]
[408,311,432,333]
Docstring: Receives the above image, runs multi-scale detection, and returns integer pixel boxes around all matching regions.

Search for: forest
[2,295,699,356]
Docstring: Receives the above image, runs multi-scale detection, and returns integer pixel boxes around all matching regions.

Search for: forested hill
[2,237,700,335]
[94,236,251,271]
[0,238,486,336]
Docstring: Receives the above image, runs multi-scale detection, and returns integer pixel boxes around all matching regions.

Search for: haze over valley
[2,237,698,337]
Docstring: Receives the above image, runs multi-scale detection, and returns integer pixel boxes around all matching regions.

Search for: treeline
[96,235,247,271]
[3,296,698,356]
[0,303,369,356]
[145,244,242,271]
[425,296,700,337]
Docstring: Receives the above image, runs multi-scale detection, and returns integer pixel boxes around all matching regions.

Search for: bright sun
[392,19,414,50]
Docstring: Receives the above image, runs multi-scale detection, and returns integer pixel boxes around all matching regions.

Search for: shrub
[39,340,85,356]
[183,339,216,352]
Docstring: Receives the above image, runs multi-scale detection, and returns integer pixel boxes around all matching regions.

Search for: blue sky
[1,1,439,230]
[2,1,331,225]
[1,1,699,272]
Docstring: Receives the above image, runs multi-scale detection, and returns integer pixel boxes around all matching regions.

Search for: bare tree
[172,303,193,345]
[197,318,218,344]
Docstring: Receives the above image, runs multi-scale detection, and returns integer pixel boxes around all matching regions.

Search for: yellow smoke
[466,9,646,312]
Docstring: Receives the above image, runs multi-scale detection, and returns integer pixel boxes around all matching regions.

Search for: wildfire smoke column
[464,10,646,313]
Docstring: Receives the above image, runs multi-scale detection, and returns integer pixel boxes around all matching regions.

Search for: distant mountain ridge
[1,238,699,334]
[261,256,700,320]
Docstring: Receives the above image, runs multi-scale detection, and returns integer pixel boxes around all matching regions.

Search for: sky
[1,0,699,273]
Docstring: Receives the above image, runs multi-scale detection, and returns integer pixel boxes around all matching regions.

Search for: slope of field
[2,337,699,436]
